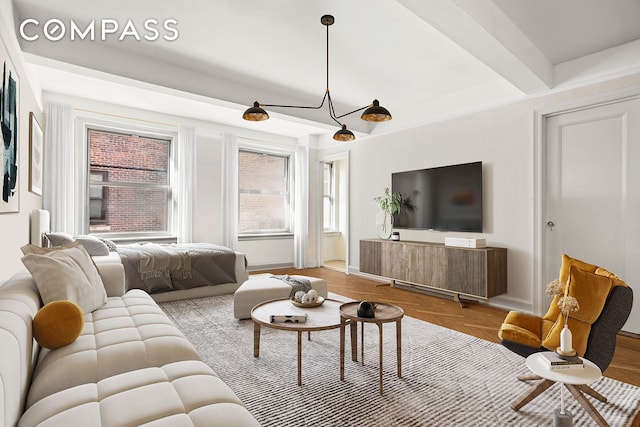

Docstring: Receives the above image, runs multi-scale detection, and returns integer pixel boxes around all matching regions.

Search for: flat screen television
[391,161,483,232]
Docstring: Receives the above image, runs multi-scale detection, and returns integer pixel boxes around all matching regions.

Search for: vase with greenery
[373,187,403,239]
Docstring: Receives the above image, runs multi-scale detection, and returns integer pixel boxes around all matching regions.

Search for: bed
[94,242,249,302]
[31,209,248,303]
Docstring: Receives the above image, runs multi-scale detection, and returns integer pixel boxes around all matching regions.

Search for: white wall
[0,3,44,283]
[345,72,640,313]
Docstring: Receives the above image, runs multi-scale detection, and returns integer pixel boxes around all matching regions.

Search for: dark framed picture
[1,38,19,213]
[29,112,43,195]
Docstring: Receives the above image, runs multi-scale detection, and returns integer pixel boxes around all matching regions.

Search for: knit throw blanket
[270,275,311,297]
[118,243,192,281]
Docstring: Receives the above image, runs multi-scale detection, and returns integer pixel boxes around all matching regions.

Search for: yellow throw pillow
[543,254,599,322]
[558,254,599,283]
[567,266,613,324]
[33,300,84,349]
[542,265,614,355]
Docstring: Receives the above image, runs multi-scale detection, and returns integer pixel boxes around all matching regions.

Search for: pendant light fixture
[242,14,392,141]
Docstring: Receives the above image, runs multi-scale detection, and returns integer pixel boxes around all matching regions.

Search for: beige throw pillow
[21,242,107,313]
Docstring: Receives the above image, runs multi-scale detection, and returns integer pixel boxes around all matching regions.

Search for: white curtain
[221,133,239,251]
[175,126,196,243]
[43,102,75,234]
[293,145,309,268]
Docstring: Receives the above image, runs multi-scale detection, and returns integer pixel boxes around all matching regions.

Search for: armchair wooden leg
[566,385,610,427]
[575,384,607,402]
[511,379,555,411]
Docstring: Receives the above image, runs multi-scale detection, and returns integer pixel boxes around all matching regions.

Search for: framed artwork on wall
[1,38,20,213]
[29,112,43,195]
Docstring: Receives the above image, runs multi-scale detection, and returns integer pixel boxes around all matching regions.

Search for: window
[87,129,172,236]
[238,149,292,235]
[323,162,336,231]
[89,170,108,223]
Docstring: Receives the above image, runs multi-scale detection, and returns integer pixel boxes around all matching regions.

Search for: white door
[545,98,640,334]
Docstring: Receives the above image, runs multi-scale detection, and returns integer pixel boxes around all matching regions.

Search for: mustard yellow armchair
[498,254,633,426]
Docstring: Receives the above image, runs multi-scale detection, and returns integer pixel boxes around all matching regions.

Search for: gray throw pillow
[75,235,110,256]
[44,232,74,247]
[44,232,110,256]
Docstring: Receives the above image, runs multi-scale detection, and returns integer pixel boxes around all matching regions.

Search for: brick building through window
[238,149,291,234]
[88,129,171,235]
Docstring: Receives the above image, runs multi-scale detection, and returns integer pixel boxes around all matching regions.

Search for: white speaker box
[444,237,486,248]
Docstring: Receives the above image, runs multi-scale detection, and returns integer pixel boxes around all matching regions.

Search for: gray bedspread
[116,243,239,294]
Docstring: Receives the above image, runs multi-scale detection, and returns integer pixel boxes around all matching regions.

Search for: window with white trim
[238,149,292,235]
[323,162,336,231]
[87,128,173,236]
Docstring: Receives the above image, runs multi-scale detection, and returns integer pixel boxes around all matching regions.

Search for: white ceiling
[11,0,640,142]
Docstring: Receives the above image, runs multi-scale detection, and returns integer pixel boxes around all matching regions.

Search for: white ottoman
[233,275,328,319]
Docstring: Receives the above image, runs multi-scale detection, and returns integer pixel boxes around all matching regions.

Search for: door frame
[533,84,640,315]
[316,150,350,271]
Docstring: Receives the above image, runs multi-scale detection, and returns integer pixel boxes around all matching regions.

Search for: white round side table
[511,351,609,427]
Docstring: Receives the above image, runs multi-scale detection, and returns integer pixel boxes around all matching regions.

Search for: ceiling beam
[398,0,553,93]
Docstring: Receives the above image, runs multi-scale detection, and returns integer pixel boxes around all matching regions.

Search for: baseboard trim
[620,330,640,339]
[247,263,293,272]
[347,268,391,284]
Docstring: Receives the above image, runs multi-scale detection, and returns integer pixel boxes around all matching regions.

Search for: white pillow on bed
[45,232,110,256]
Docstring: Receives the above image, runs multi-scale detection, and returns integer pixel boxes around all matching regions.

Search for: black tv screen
[391,161,483,232]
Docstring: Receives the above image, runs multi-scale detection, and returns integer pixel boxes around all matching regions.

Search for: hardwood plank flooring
[257,267,640,388]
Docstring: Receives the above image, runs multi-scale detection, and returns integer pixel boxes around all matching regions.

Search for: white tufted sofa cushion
[19,360,259,427]
[26,290,202,406]
[19,289,258,426]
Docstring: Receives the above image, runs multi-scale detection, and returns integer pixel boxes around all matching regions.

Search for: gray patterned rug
[160,294,640,427]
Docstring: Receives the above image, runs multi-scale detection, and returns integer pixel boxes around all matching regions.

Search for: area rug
[160,294,640,427]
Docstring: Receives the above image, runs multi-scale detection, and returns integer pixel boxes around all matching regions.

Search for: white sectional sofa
[0,261,260,427]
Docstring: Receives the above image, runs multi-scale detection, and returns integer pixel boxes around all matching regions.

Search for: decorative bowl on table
[290,296,325,308]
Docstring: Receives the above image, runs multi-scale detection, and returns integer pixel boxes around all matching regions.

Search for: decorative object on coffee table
[357,301,375,318]
[291,295,325,308]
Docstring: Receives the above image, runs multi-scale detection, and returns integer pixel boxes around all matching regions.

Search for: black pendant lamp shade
[361,99,392,122]
[242,102,269,121]
[333,124,355,142]
[241,15,391,142]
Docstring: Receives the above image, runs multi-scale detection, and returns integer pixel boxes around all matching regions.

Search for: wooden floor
[260,267,640,388]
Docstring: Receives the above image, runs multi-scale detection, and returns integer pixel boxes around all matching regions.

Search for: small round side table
[512,351,607,427]
[339,301,404,394]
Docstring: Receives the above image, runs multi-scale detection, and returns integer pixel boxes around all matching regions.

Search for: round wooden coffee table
[339,301,404,394]
[251,298,343,386]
